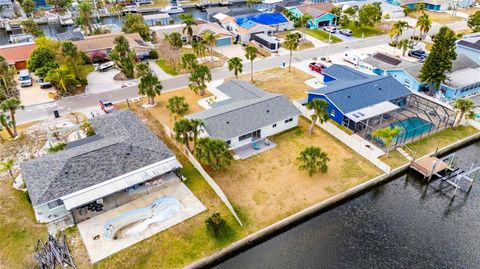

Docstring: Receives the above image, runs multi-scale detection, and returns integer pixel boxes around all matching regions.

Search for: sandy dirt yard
[147,87,210,128]
[238,67,315,100]
[210,118,381,232]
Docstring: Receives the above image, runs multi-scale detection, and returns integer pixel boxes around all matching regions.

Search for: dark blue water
[214,141,480,269]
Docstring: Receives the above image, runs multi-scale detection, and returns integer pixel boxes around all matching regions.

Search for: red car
[309,62,326,73]
[99,99,117,114]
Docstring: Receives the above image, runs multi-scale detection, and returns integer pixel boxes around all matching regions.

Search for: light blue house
[386,54,480,100]
[286,3,337,29]
[456,33,480,65]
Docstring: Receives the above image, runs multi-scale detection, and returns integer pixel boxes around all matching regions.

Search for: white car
[18,69,32,87]
[323,26,337,33]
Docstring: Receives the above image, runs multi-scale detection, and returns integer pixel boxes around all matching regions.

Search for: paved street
[16,20,467,124]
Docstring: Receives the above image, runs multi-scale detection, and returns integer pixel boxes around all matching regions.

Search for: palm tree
[297,146,330,176]
[205,212,226,237]
[0,159,14,180]
[0,56,17,99]
[389,20,410,45]
[167,96,189,118]
[135,62,150,78]
[397,39,412,56]
[189,64,212,96]
[306,99,329,135]
[453,98,476,127]
[61,41,81,79]
[138,72,162,105]
[227,57,243,79]
[109,36,137,78]
[299,14,312,40]
[77,1,94,35]
[189,119,203,150]
[202,31,217,61]
[284,33,300,72]
[181,53,198,72]
[1,98,23,138]
[45,67,78,95]
[192,40,207,59]
[180,13,197,44]
[417,13,432,40]
[245,45,258,82]
[174,118,193,151]
[372,126,401,156]
[194,137,233,171]
[110,4,123,20]
[0,113,14,138]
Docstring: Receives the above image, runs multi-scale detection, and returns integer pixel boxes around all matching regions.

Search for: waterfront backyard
[210,117,381,232]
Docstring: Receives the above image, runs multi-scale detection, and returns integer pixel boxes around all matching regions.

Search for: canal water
[0,2,251,45]
[213,141,480,269]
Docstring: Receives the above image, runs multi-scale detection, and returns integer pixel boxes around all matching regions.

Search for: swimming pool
[391,117,433,140]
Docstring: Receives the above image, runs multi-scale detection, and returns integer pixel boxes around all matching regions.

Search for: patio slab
[233,138,277,160]
[77,177,206,263]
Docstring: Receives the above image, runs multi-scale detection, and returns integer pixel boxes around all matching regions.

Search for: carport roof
[21,110,176,207]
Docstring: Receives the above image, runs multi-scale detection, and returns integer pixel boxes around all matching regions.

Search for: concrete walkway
[147,60,173,80]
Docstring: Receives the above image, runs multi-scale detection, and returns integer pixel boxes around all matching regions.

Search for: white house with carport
[186,80,301,150]
[151,21,234,46]
[21,110,182,225]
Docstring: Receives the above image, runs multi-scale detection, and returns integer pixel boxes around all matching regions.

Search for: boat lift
[437,164,480,199]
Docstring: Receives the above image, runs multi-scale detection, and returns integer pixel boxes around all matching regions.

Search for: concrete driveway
[213,44,247,61]
[86,69,138,94]
[18,74,56,106]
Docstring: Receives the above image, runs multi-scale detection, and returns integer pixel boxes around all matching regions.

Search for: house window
[404,79,410,85]
[47,199,64,209]
[239,133,252,141]
[272,123,277,128]
[331,109,336,117]
[284,118,293,123]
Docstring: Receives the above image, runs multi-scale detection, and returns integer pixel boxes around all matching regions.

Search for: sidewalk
[147,60,173,80]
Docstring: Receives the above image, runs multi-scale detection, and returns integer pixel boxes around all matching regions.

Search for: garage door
[216,37,231,47]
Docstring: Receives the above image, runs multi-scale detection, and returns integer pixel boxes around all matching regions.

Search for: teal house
[286,3,337,29]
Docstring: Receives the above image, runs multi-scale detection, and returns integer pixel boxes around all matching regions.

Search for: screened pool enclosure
[343,94,456,150]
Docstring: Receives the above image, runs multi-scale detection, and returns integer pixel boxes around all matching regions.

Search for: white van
[343,50,367,66]
[19,69,32,87]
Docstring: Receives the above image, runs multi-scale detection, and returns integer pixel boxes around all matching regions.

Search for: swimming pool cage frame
[345,94,456,151]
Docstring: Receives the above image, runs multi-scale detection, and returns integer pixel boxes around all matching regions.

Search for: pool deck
[77,177,206,263]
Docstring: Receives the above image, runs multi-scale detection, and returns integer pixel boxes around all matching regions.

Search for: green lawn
[155,58,179,76]
[404,126,479,158]
[344,22,388,38]
[302,28,343,43]
[379,149,409,169]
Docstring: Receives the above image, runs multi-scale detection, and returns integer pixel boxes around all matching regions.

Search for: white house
[214,13,275,43]
[186,80,301,150]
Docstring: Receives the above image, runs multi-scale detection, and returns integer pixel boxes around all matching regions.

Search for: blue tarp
[235,12,289,28]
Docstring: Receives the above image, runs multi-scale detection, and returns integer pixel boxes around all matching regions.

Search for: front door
[252,129,261,141]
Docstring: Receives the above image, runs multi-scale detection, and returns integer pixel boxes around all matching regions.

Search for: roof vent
[347,95,351,98]
[226,121,230,124]
[378,87,382,91]
[267,109,270,113]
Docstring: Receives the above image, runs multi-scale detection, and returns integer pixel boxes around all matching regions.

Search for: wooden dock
[410,156,450,179]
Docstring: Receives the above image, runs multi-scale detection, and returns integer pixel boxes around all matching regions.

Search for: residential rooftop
[187,80,300,140]
[362,52,416,71]
[21,110,175,207]
[309,76,412,113]
[322,64,374,81]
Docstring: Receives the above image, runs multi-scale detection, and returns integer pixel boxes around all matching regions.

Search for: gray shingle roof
[21,110,174,207]
[362,52,416,71]
[309,76,412,113]
[403,54,480,81]
[322,64,373,81]
[186,80,301,140]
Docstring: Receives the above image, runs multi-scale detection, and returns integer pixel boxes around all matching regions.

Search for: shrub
[90,50,107,63]
[149,50,159,59]
[383,13,390,20]
[48,143,66,153]
[205,212,226,237]
[81,120,95,137]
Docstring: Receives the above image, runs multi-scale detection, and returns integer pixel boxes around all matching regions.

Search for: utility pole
[326,29,332,61]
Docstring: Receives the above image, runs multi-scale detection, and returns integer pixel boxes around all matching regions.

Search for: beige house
[151,21,234,46]
[74,32,153,58]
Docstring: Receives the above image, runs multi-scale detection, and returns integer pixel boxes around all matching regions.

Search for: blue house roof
[322,64,373,81]
[235,12,288,28]
[308,76,412,113]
